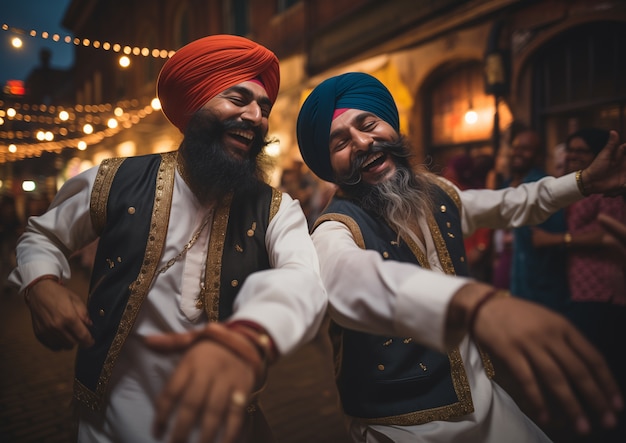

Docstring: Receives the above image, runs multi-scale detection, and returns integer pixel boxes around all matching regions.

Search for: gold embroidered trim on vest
[313,213,366,249]
[269,188,282,222]
[431,185,495,379]
[90,157,126,235]
[435,176,462,216]
[78,152,177,410]
[203,193,234,321]
[318,210,476,425]
[427,211,456,276]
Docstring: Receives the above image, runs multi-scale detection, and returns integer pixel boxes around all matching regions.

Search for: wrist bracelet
[193,323,265,379]
[23,274,61,305]
[225,320,278,364]
[575,170,588,196]
[468,289,508,337]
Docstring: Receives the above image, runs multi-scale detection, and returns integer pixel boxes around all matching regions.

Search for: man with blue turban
[10,35,327,443]
[297,72,625,442]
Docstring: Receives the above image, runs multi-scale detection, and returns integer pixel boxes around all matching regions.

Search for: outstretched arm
[449,283,623,436]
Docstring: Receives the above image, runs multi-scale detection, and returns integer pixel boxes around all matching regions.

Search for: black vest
[74,152,281,410]
[313,182,491,425]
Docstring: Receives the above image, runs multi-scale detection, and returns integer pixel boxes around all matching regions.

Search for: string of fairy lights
[0,98,163,163]
[0,23,176,163]
[1,23,176,59]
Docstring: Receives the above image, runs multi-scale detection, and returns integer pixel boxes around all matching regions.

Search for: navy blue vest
[74,152,280,410]
[314,182,489,425]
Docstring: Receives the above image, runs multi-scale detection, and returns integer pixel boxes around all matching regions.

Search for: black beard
[178,109,267,204]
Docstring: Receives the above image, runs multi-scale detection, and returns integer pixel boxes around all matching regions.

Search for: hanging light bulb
[464,100,478,125]
[464,109,478,124]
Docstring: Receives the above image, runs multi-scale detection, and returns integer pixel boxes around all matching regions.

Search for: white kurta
[311,172,583,443]
[10,163,327,442]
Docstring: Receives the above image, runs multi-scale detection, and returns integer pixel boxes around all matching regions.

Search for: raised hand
[581,131,626,196]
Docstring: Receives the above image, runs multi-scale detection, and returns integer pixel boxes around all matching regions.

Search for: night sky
[0,0,74,85]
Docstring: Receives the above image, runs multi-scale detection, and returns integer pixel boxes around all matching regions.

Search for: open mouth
[228,129,254,147]
[361,152,386,172]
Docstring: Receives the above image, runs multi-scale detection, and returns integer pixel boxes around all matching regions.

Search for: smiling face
[329,108,400,185]
[200,80,272,161]
[510,131,542,176]
[565,136,595,174]
[177,80,273,204]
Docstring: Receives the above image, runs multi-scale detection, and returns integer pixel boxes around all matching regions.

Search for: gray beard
[345,164,436,246]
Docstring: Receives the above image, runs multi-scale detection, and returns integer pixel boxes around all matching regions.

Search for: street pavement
[0,262,351,443]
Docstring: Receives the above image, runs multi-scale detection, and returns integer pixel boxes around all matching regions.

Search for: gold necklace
[156,215,211,275]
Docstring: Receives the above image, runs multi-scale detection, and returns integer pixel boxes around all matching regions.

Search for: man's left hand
[145,329,256,443]
[582,130,626,196]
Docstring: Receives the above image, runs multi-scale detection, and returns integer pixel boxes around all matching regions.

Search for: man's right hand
[467,290,623,435]
[26,279,94,350]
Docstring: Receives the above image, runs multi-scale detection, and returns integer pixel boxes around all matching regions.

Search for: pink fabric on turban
[157,34,280,133]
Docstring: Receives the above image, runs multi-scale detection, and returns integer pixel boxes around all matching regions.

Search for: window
[227,0,249,36]
[534,21,626,150]
[426,61,512,171]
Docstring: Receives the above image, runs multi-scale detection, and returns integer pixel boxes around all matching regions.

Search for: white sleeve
[459,172,582,235]
[8,167,100,291]
[312,220,469,353]
[230,192,328,356]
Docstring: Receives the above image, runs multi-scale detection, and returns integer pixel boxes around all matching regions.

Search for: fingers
[496,349,550,424]
[563,329,623,421]
[28,284,94,350]
[217,390,247,443]
[153,357,193,440]
[153,340,255,443]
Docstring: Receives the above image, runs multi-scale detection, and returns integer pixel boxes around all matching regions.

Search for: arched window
[425,61,512,172]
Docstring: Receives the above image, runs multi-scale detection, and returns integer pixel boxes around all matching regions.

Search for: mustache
[335,138,412,186]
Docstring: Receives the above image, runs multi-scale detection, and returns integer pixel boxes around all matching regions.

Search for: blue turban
[297,72,400,182]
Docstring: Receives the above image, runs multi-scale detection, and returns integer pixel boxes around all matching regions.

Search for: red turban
[157,34,280,133]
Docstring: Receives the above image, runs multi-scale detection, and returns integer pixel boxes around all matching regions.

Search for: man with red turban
[9,35,326,443]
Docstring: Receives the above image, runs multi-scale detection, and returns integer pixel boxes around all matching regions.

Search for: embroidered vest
[74,152,281,410]
[313,182,493,425]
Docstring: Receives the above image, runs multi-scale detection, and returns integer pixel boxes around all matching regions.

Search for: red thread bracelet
[23,274,61,305]
[192,323,265,380]
[467,289,508,337]
[225,320,278,364]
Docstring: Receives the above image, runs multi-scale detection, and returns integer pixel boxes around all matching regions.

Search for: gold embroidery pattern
[427,211,455,276]
[314,202,480,425]
[203,193,233,322]
[313,214,365,249]
[435,175,462,216]
[79,152,177,410]
[269,187,282,222]
[90,157,125,235]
